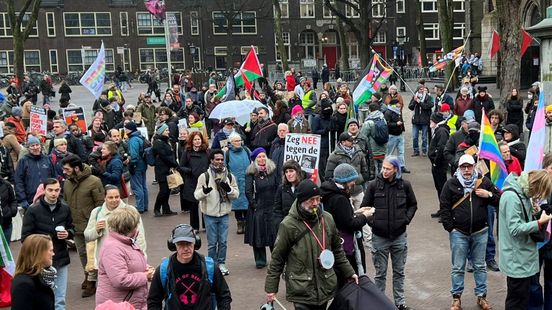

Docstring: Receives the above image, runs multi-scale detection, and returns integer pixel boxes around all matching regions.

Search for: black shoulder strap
[503,189,530,223]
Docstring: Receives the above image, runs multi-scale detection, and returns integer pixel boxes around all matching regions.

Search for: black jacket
[362,175,417,239]
[384,108,404,136]
[22,198,75,268]
[152,135,178,181]
[505,97,524,128]
[11,274,55,310]
[429,123,450,166]
[179,148,210,203]
[408,95,433,125]
[273,183,297,233]
[251,119,278,153]
[439,175,501,235]
[320,181,368,234]
[444,130,468,167]
[0,178,17,229]
[328,275,397,310]
[473,95,495,123]
[49,133,86,161]
[269,137,285,185]
[147,252,232,310]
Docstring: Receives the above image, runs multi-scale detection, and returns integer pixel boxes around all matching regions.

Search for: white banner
[30,105,47,136]
[284,133,321,183]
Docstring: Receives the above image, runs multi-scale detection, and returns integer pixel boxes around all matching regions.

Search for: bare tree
[4,0,41,88]
[335,16,349,71]
[273,0,288,71]
[496,0,521,101]
[437,0,455,90]
[416,0,428,68]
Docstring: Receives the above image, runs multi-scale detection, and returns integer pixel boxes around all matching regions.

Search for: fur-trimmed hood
[246,158,276,176]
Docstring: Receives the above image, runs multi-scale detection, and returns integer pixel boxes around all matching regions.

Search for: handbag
[167,168,184,189]
[504,189,546,242]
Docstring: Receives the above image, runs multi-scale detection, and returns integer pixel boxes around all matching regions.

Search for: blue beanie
[333,163,359,183]
[463,110,475,122]
[27,135,41,146]
[250,147,266,161]
[156,123,169,136]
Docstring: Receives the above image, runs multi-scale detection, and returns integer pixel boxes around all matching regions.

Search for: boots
[237,221,245,234]
[81,278,87,289]
[82,280,96,298]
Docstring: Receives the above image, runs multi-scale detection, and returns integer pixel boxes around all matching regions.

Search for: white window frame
[396,0,405,13]
[423,23,439,40]
[0,13,38,38]
[212,11,257,35]
[120,12,129,36]
[323,0,335,18]
[241,46,259,55]
[300,0,315,18]
[275,0,289,19]
[275,32,291,62]
[0,50,41,73]
[347,32,359,59]
[453,0,465,12]
[63,12,112,37]
[373,31,386,44]
[49,49,58,73]
[453,23,465,40]
[136,12,183,36]
[46,12,56,37]
[396,27,406,38]
[299,32,316,59]
[372,0,386,18]
[192,46,201,69]
[421,0,438,13]
[138,48,185,71]
[346,4,360,18]
[214,46,228,70]
[190,11,199,35]
[66,48,115,73]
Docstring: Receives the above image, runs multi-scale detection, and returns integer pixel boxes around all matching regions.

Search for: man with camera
[147,224,232,310]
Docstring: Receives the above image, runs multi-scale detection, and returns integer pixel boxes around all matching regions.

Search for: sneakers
[219,264,230,276]
[430,211,441,218]
[486,260,500,272]
[397,304,414,310]
[477,296,492,310]
[466,261,474,273]
[450,296,461,310]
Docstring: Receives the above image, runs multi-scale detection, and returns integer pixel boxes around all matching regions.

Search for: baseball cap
[222,118,234,126]
[172,225,196,244]
[339,132,354,142]
[458,154,475,166]
[468,122,481,132]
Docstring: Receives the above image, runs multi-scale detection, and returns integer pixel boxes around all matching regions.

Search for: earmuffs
[166,224,201,251]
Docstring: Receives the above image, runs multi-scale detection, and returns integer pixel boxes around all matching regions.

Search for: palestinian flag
[429,45,464,72]
[0,230,14,307]
[352,53,392,107]
[217,46,263,97]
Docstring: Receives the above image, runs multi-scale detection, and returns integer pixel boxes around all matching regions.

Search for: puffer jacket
[14,152,56,208]
[194,168,239,217]
[251,119,278,153]
[180,148,210,203]
[152,135,178,181]
[225,145,251,211]
[265,201,355,305]
[408,94,434,125]
[362,175,418,239]
[439,174,500,235]
[63,165,105,233]
[325,144,370,195]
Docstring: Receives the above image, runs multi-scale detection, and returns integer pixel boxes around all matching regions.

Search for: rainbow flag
[0,229,14,306]
[352,53,392,106]
[429,45,464,72]
[524,90,546,171]
[478,110,508,189]
[79,42,106,99]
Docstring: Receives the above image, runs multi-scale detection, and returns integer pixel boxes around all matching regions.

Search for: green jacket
[137,103,157,138]
[360,111,387,157]
[265,201,354,305]
[498,172,540,278]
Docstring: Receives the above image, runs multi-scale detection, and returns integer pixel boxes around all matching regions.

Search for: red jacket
[6,116,26,143]
[286,75,296,92]
[506,156,522,176]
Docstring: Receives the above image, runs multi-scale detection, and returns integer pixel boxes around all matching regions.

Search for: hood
[75,164,93,182]
[502,172,530,197]
[320,180,349,199]
[367,110,384,120]
[246,158,276,176]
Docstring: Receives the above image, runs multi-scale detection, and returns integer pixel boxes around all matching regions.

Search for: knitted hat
[430,112,445,124]
[11,106,22,117]
[54,138,67,147]
[546,105,552,114]
[441,103,451,112]
[27,135,40,146]
[156,123,169,135]
[250,147,266,161]
[334,163,359,184]
[291,105,304,117]
[296,179,320,204]
[124,121,137,132]
[463,110,475,123]
[346,118,359,128]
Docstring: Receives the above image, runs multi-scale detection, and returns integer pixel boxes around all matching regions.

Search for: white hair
[228,132,242,142]
[278,123,289,131]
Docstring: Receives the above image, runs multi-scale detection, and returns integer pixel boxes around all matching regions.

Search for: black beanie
[296,179,320,204]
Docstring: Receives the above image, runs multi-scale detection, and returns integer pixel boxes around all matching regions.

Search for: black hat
[125,121,137,132]
[430,112,445,123]
[504,124,520,139]
[296,179,320,204]
[339,132,354,142]
[477,86,488,92]
[222,118,234,126]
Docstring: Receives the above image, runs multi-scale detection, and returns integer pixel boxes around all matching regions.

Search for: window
[396,0,405,13]
[275,0,289,19]
[275,32,291,62]
[373,31,386,44]
[396,27,406,38]
[214,47,227,70]
[21,14,38,37]
[46,12,56,37]
[64,12,112,36]
[347,32,359,59]
[136,12,182,36]
[24,50,41,72]
[300,0,315,18]
[49,50,58,73]
[323,0,335,18]
[240,46,259,55]
[421,0,437,12]
[423,23,439,40]
[453,23,465,40]
[453,0,465,12]
[66,48,115,72]
[299,31,316,59]
[190,11,199,35]
[372,0,386,17]
[346,4,360,18]
[0,50,41,73]
[212,12,256,35]
[120,12,128,36]
[0,13,38,37]
[138,48,184,70]
[192,46,201,69]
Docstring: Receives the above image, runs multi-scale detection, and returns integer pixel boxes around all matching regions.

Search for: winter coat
[179,148,210,203]
[152,135,178,182]
[498,172,540,278]
[330,112,347,147]
[473,94,495,123]
[443,130,468,167]
[99,154,123,189]
[251,119,278,153]
[58,83,72,101]
[287,118,310,134]
[48,133,86,161]
[439,174,500,235]
[505,97,524,131]
[408,95,434,125]
[14,152,56,207]
[63,165,105,233]
[128,131,147,173]
[50,149,72,179]
[273,183,298,233]
[194,168,239,217]
[328,275,397,310]
[0,178,17,229]
[22,197,75,268]
[311,115,332,150]
[286,75,296,92]
[136,103,157,138]
[96,231,148,310]
[269,137,285,184]
[265,200,355,305]
[147,252,232,310]
[272,106,291,125]
[212,130,232,150]
[326,144,370,195]
[11,274,55,310]
[454,96,474,117]
[360,111,388,157]
[363,175,418,239]
[225,145,251,211]
[429,123,450,166]
[508,140,527,166]
[6,116,26,143]
[384,107,405,136]
[245,160,279,247]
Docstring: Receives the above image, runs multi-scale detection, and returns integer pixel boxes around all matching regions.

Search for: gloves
[219,181,231,193]
[20,201,29,210]
[202,186,213,194]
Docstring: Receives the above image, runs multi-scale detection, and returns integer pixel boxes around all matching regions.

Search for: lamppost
[397,35,409,91]
[188,43,197,71]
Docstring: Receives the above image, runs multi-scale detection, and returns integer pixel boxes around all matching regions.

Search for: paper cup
[55,226,65,232]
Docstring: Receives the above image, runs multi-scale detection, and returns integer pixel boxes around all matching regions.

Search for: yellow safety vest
[302,90,315,110]
[447,114,458,134]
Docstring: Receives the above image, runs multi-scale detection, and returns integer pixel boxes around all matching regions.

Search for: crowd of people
[1,62,552,310]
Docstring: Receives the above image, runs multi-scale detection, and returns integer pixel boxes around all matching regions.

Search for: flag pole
[370,48,416,97]
[443,30,472,94]
[163,2,172,89]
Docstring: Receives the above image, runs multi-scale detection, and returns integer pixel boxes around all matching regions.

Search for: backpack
[372,118,389,145]
[137,135,155,166]
[202,170,233,186]
[160,255,217,309]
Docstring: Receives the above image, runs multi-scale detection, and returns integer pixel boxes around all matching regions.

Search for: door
[323,47,337,69]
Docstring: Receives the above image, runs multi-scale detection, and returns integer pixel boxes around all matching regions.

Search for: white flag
[79,42,106,99]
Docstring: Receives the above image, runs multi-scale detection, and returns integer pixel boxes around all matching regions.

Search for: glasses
[459,165,474,170]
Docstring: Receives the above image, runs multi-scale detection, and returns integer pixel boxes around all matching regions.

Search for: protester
[361,103,387,177]
[2,122,21,169]
[311,99,333,180]
[96,141,124,190]
[384,100,409,173]
[224,132,251,234]
[288,105,310,133]
[473,86,495,123]
[503,124,526,167]
[273,160,305,233]
[136,93,157,139]
[126,121,149,213]
[152,123,179,217]
[269,123,288,184]
[499,142,522,175]
[428,112,450,215]
[408,86,434,157]
[0,175,17,242]
[251,107,278,153]
[504,88,524,134]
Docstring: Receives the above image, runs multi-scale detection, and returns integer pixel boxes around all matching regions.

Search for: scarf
[454,169,479,194]
[507,139,520,147]
[40,266,57,290]
[293,116,303,129]
[340,144,355,158]
[222,127,233,136]
[210,165,230,203]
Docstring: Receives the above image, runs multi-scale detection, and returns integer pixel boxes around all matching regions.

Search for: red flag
[241,69,252,93]
[241,47,263,77]
[490,31,500,59]
[145,0,166,21]
[521,29,533,57]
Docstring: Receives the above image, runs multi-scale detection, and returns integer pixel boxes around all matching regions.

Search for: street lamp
[188,43,197,71]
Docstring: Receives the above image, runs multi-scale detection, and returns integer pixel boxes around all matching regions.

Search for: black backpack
[372,118,389,145]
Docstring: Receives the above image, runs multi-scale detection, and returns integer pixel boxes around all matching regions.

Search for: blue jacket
[225,145,251,211]
[211,130,229,150]
[15,153,56,207]
[101,153,124,187]
[128,131,147,173]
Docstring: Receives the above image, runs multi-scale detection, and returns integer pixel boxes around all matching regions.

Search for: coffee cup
[55,226,65,232]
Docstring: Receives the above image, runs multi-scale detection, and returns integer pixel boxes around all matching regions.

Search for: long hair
[528,170,552,200]
[15,234,52,277]
[185,131,208,152]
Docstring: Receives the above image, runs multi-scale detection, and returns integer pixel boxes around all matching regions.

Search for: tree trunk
[437,0,454,91]
[497,0,521,101]
[272,0,288,71]
[13,33,24,87]
[336,17,349,71]
[416,0,428,67]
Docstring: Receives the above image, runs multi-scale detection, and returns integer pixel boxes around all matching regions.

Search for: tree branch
[323,0,359,34]
[6,0,18,35]
[21,0,40,40]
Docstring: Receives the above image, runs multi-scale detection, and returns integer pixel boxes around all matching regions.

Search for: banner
[284,134,321,183]
[29,106,47,136]
[167,13,180,49]
[63,107,87,134]
[79,42,106,99]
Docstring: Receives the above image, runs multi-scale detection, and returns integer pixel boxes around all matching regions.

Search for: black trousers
[153,181,172,214]
[506,276,532,309]
[294,302,328,310]
[234,210,247,221]
[431,164,448,199]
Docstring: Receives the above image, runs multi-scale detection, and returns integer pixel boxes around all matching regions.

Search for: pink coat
[96,231,148,310]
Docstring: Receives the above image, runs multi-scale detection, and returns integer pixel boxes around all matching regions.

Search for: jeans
[54,264,68,310]
[486,206,496,262]
[449,228,488,297]
[529,255,552,310]
[43,94,50,105]
[130,170,149,212]
[411,124,428,154]
[2,224,12,244]
[204,214,229,265]
[371,232,408,305]
[387,134,406,168]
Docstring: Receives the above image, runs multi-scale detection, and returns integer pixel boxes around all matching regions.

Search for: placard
[30,105,47,136]
[63,107,87,133]
[284,133,321,183]
[137,126,149,141]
